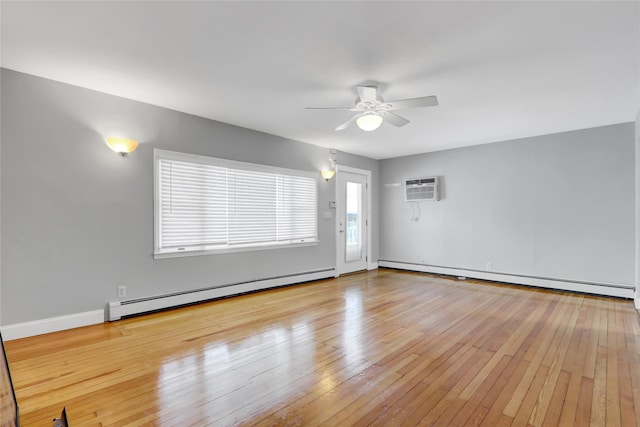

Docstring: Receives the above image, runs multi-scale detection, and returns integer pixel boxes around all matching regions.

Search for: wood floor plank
[605,299,622,426]
[528,298,580,426]
[575,377,595,426]
[556,327,592,425]
[591,299,609,427]
[370,344,479,426]
[511,365,551,426]
[459,295,553,403]
[3,269,639,427]
[540,369,570,427]
[503,294,574,417]
[446,355,514,426]
[615,304,636,426]
[416,348,495,426]
[477,358,530,427]
[623,308,640,426]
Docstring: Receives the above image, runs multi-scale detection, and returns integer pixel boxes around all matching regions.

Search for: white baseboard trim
[367,262,379,271]
[108,268,336,321]
[635,295,639,309]
[378,261,635,299]
[0,310,105,341]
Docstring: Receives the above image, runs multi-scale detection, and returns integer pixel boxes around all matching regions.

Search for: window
[154,150,318,258]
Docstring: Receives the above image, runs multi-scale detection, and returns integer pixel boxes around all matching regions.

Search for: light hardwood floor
[5,269,640,426]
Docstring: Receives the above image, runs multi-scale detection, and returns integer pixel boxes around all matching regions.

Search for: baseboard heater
[378,260,635,299]
[108,268,335,321]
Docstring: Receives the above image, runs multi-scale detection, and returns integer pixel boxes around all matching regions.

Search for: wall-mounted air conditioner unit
[405,177,439,201]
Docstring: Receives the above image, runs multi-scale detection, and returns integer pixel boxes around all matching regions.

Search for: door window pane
[345,182,362,262]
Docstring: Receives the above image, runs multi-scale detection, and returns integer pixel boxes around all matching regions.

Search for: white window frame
[153,149,318,259]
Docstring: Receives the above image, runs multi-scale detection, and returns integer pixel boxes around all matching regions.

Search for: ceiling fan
[306,85,438,132]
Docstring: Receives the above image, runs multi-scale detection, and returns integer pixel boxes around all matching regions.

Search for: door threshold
[337,269,368,277]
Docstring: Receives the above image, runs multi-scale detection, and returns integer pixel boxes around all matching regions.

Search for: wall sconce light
[321,151,337,181]
[106,137,139,157]
[321,170,336,181]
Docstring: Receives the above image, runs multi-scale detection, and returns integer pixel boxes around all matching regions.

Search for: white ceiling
[1,1,638,159]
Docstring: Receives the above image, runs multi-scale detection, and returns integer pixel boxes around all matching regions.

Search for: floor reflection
[342,288,364,367]
[156,320,315,424]
[154,287,368,423]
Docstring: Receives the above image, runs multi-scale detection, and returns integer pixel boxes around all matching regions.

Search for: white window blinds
[154,150,318,257]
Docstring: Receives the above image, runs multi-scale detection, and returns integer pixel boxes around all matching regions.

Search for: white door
[336,170,368,275]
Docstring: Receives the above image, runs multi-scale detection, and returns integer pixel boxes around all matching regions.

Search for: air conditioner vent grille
[405,176,439,201]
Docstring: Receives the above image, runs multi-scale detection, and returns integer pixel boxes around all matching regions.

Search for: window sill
[153,240,319,260]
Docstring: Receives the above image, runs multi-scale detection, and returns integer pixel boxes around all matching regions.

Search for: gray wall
[380,123,636,286]
[636,110,639,305]
[0,71,2,323]
[0,69,379,325]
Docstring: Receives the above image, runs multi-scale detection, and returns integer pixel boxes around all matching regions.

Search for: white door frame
[335,165,373,276]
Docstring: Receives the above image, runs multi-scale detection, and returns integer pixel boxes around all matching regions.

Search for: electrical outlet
[486,262,492,271]
[117,286,127,298]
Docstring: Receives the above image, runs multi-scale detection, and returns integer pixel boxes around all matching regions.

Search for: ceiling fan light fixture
[307,85,437,131]
[356,112,383,131]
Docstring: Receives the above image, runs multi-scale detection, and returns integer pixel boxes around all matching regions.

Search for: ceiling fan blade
[384,95,438,110]
[335,115,358,131]
[384,112,410,127]
[357,85,377,103]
